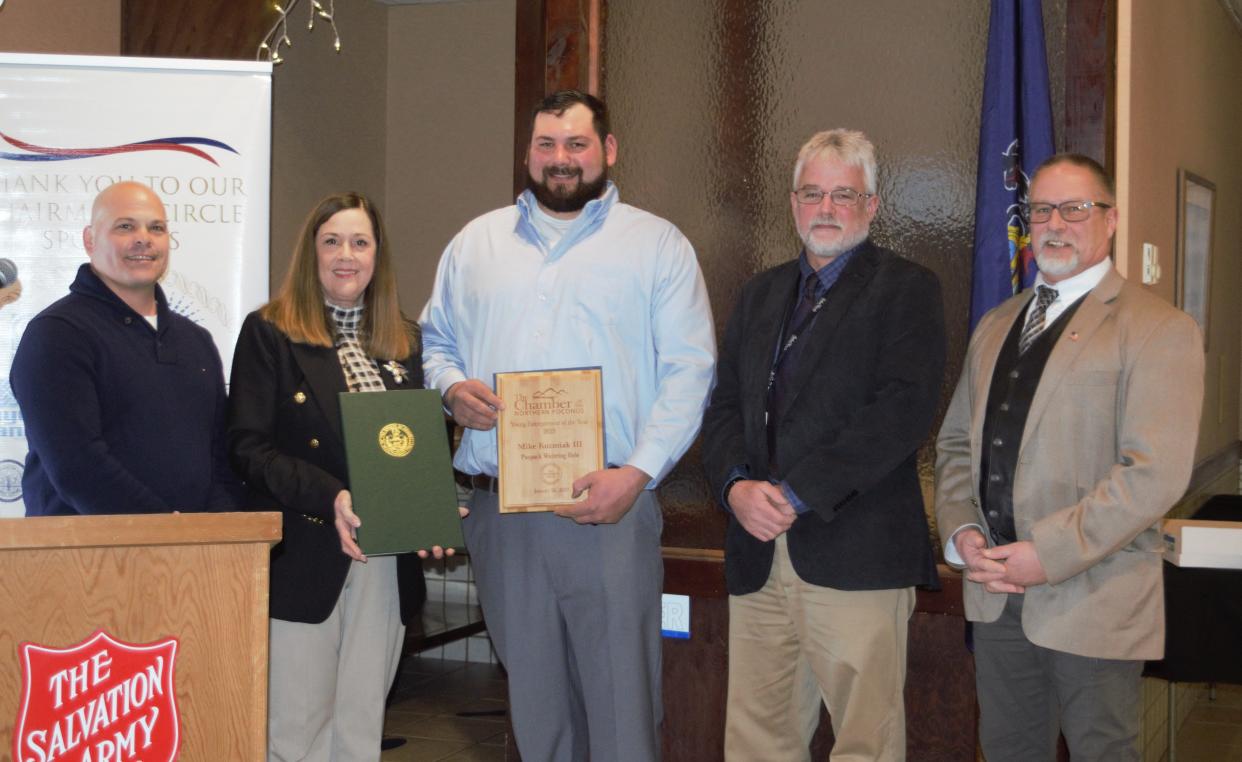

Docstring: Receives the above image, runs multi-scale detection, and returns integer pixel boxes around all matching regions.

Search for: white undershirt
[528,202,576,251]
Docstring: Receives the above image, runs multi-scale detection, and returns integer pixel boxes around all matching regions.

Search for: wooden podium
[0,512,280,760]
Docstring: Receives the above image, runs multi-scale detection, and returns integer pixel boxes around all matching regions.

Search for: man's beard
[801,214,869,261]
[1034,234,1080,277]
[526,165,608,213]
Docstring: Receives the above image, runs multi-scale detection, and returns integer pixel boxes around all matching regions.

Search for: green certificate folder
[339,388,463,556]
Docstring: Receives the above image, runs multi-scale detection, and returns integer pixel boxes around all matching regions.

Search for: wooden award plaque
[494,368,605,513]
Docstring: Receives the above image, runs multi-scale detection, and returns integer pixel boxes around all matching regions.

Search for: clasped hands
[953,528,1048,593]
[730,480,797,542]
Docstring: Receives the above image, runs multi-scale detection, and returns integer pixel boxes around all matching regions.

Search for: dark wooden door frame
[513,0,605,195]
[1064,0,1117,166]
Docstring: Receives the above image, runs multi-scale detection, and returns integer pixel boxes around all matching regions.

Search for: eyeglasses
[1020,200,1113,223]
[794,187,873,207]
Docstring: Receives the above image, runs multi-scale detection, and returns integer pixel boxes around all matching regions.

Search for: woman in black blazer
[228,192,424,761]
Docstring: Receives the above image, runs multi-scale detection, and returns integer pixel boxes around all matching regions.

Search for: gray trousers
[465,488,664,762]
[267,556,404,762]
[974,594,1143,762]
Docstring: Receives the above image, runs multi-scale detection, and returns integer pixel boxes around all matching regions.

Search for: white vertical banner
[0,53,272,517]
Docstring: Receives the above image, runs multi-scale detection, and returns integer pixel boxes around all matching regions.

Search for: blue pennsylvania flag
[970,0,1056,330]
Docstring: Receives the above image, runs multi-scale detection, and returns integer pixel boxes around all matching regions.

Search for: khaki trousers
[725,534,914,762]
[267,555,404,762]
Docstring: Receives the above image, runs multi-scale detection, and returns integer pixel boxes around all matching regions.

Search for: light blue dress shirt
[419,182,717,487]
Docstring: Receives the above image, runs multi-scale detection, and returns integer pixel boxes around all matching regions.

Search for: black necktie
[775,275,820,394]
[767,276,821,466]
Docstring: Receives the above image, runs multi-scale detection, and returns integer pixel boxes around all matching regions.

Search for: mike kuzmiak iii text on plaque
[494,368,604,513]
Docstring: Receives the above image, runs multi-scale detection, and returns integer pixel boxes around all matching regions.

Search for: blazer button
[309,438,320,449]
[294,392,307,404]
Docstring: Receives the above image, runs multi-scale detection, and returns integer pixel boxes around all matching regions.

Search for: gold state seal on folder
[378,423,415,457]
[340,389,463,555]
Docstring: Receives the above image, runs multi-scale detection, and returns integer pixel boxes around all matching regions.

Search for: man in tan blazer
[935,153,1205,761]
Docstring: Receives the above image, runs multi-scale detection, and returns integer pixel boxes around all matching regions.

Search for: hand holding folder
[338,389,465,556]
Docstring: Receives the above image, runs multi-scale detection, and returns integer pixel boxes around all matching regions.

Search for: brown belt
[469,474,499,493]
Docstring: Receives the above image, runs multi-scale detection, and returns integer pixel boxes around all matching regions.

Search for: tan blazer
[935,268,1204,660]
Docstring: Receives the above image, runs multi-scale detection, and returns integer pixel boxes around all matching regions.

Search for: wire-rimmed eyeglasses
[1020,200,1112,223]
[793,187,873,207]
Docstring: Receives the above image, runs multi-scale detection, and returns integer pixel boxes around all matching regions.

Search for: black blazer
[227,311,424,624]
[702,241,946,595]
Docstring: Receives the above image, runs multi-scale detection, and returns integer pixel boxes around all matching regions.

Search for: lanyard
[765,286,827,394]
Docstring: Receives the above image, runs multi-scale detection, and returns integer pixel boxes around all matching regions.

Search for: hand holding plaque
[495,368,605,513]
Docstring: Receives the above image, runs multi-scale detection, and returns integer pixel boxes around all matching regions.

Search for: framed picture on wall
[1175,169,1215,348]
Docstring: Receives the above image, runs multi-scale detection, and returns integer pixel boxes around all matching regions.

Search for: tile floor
[381,656,1242,762]
[382,655,509,762]
[1169,684,1242,762]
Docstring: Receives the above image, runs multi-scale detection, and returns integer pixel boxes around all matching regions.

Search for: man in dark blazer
[702,129,945,761]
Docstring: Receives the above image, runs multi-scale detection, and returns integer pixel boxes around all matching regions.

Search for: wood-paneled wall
[121,0,275,59]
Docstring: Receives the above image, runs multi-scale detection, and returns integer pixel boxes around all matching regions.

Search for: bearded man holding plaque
[420,90,716,762]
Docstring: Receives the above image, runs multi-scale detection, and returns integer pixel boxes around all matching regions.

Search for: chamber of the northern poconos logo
[0,129,238,165]
[14,631,180,762]
[511,387,583,416]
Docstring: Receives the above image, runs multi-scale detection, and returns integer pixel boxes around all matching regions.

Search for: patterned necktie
[1018,285,1059,354]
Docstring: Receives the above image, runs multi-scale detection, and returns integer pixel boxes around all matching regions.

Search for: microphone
[0,259,16,287]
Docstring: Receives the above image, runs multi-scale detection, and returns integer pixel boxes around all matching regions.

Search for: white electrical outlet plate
[1141,242,1161,285]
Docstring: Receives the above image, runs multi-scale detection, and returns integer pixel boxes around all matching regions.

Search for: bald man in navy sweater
[11,181,242,515]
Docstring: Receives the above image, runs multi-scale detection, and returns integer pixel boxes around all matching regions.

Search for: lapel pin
[1069,332,1079,341]
[383,360,408,384]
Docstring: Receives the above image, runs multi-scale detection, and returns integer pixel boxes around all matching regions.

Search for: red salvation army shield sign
[14,630,180,762]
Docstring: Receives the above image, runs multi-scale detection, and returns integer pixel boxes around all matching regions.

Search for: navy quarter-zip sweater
[11,264,242,515]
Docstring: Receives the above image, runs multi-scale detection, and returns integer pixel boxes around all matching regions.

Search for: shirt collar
[326,302,365,337]
[69,263,171,330]
[514,182,616,229]
[798,239,866,295]
[1033,257,1111,305]
[516,181,619,248]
